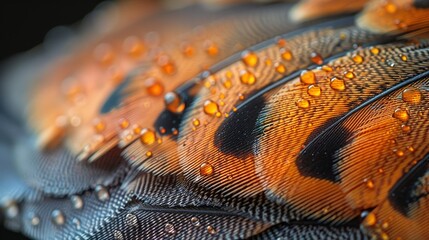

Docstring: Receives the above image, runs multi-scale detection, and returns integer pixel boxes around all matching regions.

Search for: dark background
[0,2,104,239]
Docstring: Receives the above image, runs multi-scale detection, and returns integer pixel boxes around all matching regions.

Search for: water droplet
[164,92,185,113]
[274,62,286,74]
[277,38,287,47]
[386,59,396,67]
[401,124,411,133]
[280,48,293,61]
[407,146,415,152]
[310,52,323,65]
[145,77,164,96]
[352,54,363,64]
[93,119,106,133]
[380,232,389,240]
[204,40,219,56]
[140,128,156,145]
[118,118,130,129]
[193,118,200,127]
[165,223,176,234]
[392,108,409,122]
[94,43,115,65]
[126,213,138,227]
[181,42,195,57]
[307,85,321,97]
[95,185,110,202]
[300,70,316,84]
[296,98,310,109]
[364,179,375,189]
[384,2,397,13]
[239,70,256,85]
[344,71,355,79]
[71,195,83,210]
[3,200,19,218]
[400,54,407,62]
[241,50,259,67]
[157,55,176,75]
[402,87,422,104]
[51,209,65,226]
[394,149,404,157]
[362,212,377,227]
[200,162,214,176]
[207,225,217,235]
[330,77,346,91]
[203,100,219,116]
[29,212,40,226]
[113,230,124,240]
[370,47,380,55]
[73,218,81,229]
[146,151,153,157]
[190,217,201,227]
[123,36,144,58]
[322,65,333,72]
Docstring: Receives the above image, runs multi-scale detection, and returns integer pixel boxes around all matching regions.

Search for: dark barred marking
[414,0,429,8]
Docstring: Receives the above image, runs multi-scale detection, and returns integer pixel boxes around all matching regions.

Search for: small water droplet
[93,119,106,133]
[392,108,409,122]
[364,179,375,189]
[181,42,195,57]
[352,54,363,64]
[407,146,415,152]
[203,100,220,116]
[95,185,110,202]
[193,118,200,127]
[207,225,217,235]
[344,71,355,79]
[310,52,323,65]
[401,124,411,133]
[362,212,377,227]
[300,70,316,84]
[145,77,164,96]
[402,87,422,104]
[330,77,346,91]
[126,213,138,227]
[277,38,287,47]
[307,85,321,97]
[146,151,153,157]
[123,36,144,58]
[3,199,19,218]
[400,54,407,62]
[296,98,310,109]
[274,62,286,74]
[164,92,185,113]
[165,223,176,234]
[140,128,157,145]
[239,70,256,85]
[241,50,259,67]
[200,162,214,176]
[71,195,83,210]
[280,48,293,61]
[191,217,201,227]
[118,118,130,129]
[204,40,219,56]
[157,55,176,75]
[322,65,333,72]
[386,59,396,67]
[73,218,81,229]
[384,2,397,13]
[113,230,124,240]
[94,43,115,65]
[29,212,40,226]
[370,47,380,55]
[394,149,404,157]
[51,209,65,226]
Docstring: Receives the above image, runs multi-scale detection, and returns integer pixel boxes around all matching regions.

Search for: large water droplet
[200,162,214,176]
[392,108,409,122]
[239,70,256,85]
[307,85,321,97]
[300,70,316,84]
[402,87,422,104]
[144,77,164,97]
[140,128,157,145]
[310,52,323,65]
[164,92,185,113]
[241,50,259,67]
[203,100,220,116]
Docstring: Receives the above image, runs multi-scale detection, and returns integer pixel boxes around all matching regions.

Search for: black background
[0,2,104,239]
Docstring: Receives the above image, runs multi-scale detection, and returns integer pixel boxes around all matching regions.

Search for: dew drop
[330,77,346,91]
[370,47,380,55]
[307,85,321,97]
[241,50,259,67]
[401,124,411,133]
[274,62,287,74]
[310,52,323,65]
[204,40,219,56]
[165,223,176,234]
[386,59,396,67]
[164,92,185,113]
[113,230,124,240]
[145,77,164,96]
[207,225,217,235]
[239,70,256,85]
[71,195,83,210]
[300,70,316,84]
[126,213,138,227]
[280,48,293,61]
[200,162,214,176]
[190,217,201,227]
[344,71,355,79]
[193,118,200,127]
[392,108,409,122]
[95,185,110,202]
[400,54,407,62]
[157,55,176,75]
[296,98,310,109]
[362,212,377,227]
[140,128,157,145]
[203,100,219,116]
[51,209,65,226]
[352,54,363,64]
[146,151,153,157]
[118,118,130,129]
[402,87,422,104]
[29,212,40,226]
[93,119,106,133]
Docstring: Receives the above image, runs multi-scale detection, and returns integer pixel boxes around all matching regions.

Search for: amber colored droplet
[402,88,422,104]
[200,162,214,176]
[203,100,219,116]
[280,48,293,61]
[94,120,106,133]
[159,127,166,134]
[407,146,415,152]
[225,71,233,79]
[157,55,175,75]
[108,66,124,84]
[274,62,286,74]
[400,54,407,62]
[277,38,287,47]
[204,40,219,56]
[401,124,411,133]
[344,71,355,79]
[265,58,272,66]
[310,52,323,65]
[352,54,363,64]
[380,232,389,240]
[241,50,259,67]
[140,128,156,145]
[300,70,316,84]
[384,2,397,13]
[365,179,375,189]
[239,70,256,85]
[370,47,380,55]
[363,212,377,227]
[133,125,142,135]
[123,36,144,58]
[395,149,404,157]
[118,118,130,129]
[94,43,115,65]
[322,65,333,72]
[296,98,310,109]
[172,128,179,135]
[392,108,409,122]
[143,77,164,96]
[307,85,321,97]
[330,77,346,91]
[145,151,153,158]
[164,92,185,113]
[181,42,195,57]
[238,93,245,100]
